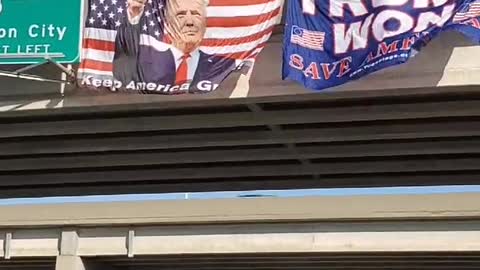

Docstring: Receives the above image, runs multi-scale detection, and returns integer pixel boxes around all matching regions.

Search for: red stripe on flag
[209,0,275,6]
[81,59,113,72]
[83,28,274,51]
[81,43,266,68]
[201,26,274,46]
[83,27,276,50]
[83,39,116,51]
[207,7,280,27]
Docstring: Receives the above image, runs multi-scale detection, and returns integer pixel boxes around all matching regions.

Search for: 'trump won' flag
[282,0,480,91]
[79,0,282,94]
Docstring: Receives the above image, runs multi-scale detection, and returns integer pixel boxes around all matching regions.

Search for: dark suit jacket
[113,15,236,93]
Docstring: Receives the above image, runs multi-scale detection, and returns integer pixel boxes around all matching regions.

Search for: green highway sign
[0,0,84,64]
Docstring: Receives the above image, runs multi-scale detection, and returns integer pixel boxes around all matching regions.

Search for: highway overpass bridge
[0,193,479,270]
[0,6,478,270]
[0,31,479,198]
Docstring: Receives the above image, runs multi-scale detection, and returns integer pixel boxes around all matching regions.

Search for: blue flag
[282,0,480,91]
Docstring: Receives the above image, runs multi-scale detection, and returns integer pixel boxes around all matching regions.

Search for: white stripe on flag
[453,2,480,21]
[200,33,271,54]
[84,16,278,42]
[140,31,270,54]
[77,68,113,76]
[83,28,117,42]
[82,48,115,62]
[205,17,278,39]
[207,0,281,17]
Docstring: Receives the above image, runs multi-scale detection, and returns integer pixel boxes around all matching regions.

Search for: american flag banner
[78,0,282,94]
[290,25,325,51]
[453,0,480,22]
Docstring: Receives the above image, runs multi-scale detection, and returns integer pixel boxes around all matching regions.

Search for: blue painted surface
[0,185,478,206]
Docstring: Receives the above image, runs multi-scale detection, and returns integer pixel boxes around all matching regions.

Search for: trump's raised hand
[127,0,147,22]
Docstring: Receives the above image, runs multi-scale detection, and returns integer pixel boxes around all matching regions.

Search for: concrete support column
[56,255,119,270]
[55,256,86,270]
[56,230,85,270]
[59,230,79,256]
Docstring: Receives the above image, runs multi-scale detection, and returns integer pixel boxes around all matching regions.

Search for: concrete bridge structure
[0,5,478,270]
[0,193,479,270]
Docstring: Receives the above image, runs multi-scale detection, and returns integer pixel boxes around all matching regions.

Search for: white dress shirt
[170,46,201,82]
[127,9,143,25]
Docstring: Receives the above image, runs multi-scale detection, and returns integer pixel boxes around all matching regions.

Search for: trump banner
[78,0,282,94]
[283,0,480,91]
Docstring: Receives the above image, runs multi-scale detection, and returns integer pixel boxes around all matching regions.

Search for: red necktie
[175,54,191,85]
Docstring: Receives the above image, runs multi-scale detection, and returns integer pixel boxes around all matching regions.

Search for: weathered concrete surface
[0,194,478,259]
[0,193,479,228]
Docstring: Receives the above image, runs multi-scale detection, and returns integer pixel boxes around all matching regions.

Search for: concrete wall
[0,30,478,112]
[0,194,478,269]
[0,193,479,227]
[1,220,480,259]
[0,194,478,258]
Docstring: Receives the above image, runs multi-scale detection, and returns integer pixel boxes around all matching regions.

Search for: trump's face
[166,0,207,53]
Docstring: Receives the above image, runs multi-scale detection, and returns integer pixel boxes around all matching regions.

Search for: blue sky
[0,185,478,206]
